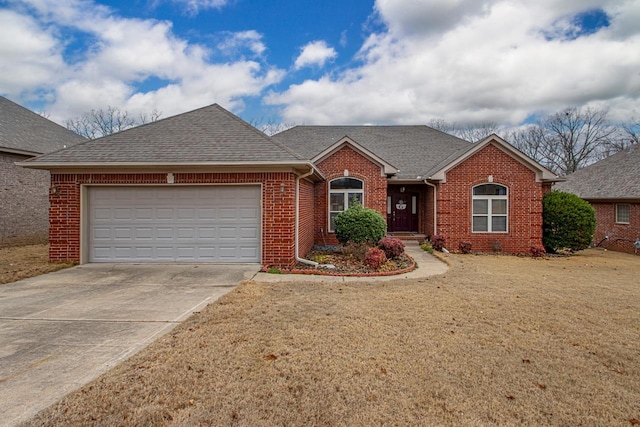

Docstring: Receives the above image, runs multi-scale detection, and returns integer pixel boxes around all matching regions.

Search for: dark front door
[387,189,418,232]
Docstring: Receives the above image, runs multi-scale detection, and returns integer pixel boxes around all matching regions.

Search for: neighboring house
[21,104,558,266]
[555,145,640,254]
[1,96,85,247]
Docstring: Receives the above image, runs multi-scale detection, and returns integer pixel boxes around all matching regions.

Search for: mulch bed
[276,247,415,276]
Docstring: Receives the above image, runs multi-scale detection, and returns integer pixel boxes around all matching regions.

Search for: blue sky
[1,0,639,128]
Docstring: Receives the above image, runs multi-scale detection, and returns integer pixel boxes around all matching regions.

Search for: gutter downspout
[424,180,437,237]
[296,169,319,267]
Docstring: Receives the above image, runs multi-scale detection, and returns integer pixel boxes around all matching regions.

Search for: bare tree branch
[507,107,618,175]
[427,118,502,142]
[65,106,162,139]
[249,117,296,136]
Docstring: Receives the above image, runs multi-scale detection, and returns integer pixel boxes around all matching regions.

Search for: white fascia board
[16,160,324,178]
[429,134,558,183]
[311,136,399,176]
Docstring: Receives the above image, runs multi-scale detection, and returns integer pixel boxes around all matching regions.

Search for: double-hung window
[472,184,508,233]
[329,178,363,232]
[616,204,630,224]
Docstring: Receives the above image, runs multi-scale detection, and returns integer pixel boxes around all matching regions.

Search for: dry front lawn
[0,244,72,285]
[25,249,640,426]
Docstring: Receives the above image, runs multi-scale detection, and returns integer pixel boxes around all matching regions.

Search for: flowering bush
[378,237,405,259]
[458,241,472,254]
[365,247,387,269]
[430,235,446,251]
[530,245,546,258]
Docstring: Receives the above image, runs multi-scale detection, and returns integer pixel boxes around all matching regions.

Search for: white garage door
[88,186,261,262]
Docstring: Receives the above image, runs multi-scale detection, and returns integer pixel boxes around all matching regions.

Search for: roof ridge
[211,105,306,161]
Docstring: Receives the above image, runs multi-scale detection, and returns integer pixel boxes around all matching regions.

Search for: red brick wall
[424,185,435,238]
[314,146,387,245]
[436,143,544,253]
[590,202,640,254]
[49,172,298,267]
[298,178,315,258]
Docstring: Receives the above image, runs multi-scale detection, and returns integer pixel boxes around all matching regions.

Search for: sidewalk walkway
[250,241,448,283]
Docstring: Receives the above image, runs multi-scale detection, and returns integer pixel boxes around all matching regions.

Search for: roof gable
[22,104,307,167]
[0,96,85,155]
[429,134,558,182]
[555,145,640,200]
[312,136,398,176]
[273,125,471,180]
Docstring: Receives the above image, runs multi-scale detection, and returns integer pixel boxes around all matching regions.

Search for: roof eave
[2,147,41,156]
[17,160,324,178]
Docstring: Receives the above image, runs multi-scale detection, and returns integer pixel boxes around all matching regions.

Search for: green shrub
[542,191,596,253]
[334,205,387,245]
[420,242,434,253]
[365,247,387,269]
[378,237,405,259]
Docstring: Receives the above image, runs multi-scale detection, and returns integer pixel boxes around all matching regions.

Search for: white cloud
[0,9,65,96]
[294,40,337,70]
[170,0,229,15]
[0,0,284,124]
[217,30,266,56]
[267,0,640,126]
[374,0,491,37]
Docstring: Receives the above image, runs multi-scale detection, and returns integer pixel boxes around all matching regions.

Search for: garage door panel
[240,227,259,239]
[88,186,261,262]
[156,208,174,220]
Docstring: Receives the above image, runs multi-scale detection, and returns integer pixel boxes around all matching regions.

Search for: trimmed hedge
[334,205,387,245]
[542,190,596,253]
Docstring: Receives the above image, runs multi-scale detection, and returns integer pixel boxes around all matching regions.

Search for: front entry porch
[387,184,431,236]
[387,231,428,242]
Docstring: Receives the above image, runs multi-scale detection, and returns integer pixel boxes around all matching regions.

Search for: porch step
[387,233,427,242]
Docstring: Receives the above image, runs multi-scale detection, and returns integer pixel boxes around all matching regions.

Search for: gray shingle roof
[0,96,85,155]
[272,126,472,180]
[555,145,640,199]
[24,104,304,165]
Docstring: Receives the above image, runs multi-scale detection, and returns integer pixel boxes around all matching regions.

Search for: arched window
[329,177,364,231]
[472,184,508,233]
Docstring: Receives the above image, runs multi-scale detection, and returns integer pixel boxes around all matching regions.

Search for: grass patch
[0,244,73,285]
[24,249,640,426]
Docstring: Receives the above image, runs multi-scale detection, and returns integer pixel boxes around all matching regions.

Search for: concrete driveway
[0,263,259,426]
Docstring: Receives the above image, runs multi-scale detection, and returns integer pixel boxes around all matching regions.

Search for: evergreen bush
[542,191,596,253]
[334,205,387,245]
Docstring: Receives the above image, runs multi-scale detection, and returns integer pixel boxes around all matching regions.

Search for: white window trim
[328,178,364,232]
[615,204,630,224]
[472,183,508,233]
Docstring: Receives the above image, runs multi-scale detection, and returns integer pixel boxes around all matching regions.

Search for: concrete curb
[251,241,449,283]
